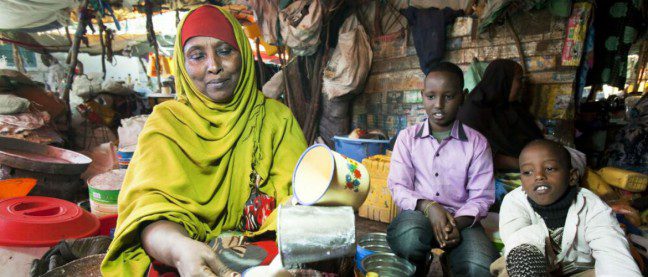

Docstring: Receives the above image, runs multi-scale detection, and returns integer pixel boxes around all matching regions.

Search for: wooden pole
[65,26,73,46]
[255,38,266,87]
[279,47,293,109]
[175,0,181,26]
[98,17,107,79]
[506,14,527,75]
[138,57,152,83]
[11,44,26,74]
[634,41,647,92]
[146,0,163,93]
[62,0,90,142]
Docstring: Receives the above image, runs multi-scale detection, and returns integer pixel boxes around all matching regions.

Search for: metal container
[358,232,392,253]
[41,254,105,277]
[0,137,91,175]
[356,232,393,273]
[0,137,91,201]
[361,253,416,277]
[277,205,355,266]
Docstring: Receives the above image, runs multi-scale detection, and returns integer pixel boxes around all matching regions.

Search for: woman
[101,5,307,276]
[458,59,543,170]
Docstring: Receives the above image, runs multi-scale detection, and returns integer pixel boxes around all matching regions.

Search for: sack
[239,171,276,233]
[279,0,323,56]
[71,73,103,99]
[322,15,373,99]
[0,94,30,114]
[0,69,65,118]
[101,79,133,96]
[249,0,280,45]
[261,70,284,99]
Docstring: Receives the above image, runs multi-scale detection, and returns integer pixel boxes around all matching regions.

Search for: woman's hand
[172,236,238,277]
[142,220,238,277]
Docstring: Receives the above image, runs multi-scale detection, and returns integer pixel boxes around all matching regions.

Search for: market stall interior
[0,0,647,276]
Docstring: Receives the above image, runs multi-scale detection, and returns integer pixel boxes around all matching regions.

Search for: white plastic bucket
[87,169,126,217]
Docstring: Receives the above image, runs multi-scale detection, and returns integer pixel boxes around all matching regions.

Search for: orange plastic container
[0,178,37,199]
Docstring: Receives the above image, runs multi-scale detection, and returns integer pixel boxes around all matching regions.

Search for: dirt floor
[355,216,389,238]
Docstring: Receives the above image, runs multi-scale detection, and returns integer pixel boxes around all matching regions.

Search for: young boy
[387,62,499,276]
[491,139,641,276]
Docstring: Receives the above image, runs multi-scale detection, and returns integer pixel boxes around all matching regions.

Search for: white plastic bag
[101,79,132,96]
[117,115,149,150]
[322,15,373,99]
[80,142,118,181]
[71,73,103,99]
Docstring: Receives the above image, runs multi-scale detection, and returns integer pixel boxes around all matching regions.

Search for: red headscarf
[181,5,239,51]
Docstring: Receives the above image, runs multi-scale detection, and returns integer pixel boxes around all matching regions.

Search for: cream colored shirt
[499,187,641,277]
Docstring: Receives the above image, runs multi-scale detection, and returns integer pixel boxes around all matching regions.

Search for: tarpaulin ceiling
[0,0,76,32]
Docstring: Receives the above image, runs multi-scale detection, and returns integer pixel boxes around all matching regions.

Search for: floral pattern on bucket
[344,158,362,192]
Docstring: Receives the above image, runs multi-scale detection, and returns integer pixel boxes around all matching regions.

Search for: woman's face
[183,36,241,103]
[509,65,525,103]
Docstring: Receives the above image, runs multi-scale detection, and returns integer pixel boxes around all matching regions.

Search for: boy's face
[519,144,578,206]
[421,71,464,132]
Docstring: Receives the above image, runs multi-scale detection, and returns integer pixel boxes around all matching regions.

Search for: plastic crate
[333,136,390,163]
[359,155,399,223]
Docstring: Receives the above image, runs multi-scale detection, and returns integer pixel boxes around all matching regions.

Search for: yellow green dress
[101,5,307,276]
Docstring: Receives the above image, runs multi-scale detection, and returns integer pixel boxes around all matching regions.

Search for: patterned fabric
[210,235,278,272]
[587,0,645,89]
[548,227,564,255]
[493,173,521,211]
[240,171,276,232]
[606,95,648,174]
[506,244,548,277]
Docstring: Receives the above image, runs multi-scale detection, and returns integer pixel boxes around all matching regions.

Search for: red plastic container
[0,196,100,247]
[98,214,118,238]
[0,196,100,276]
